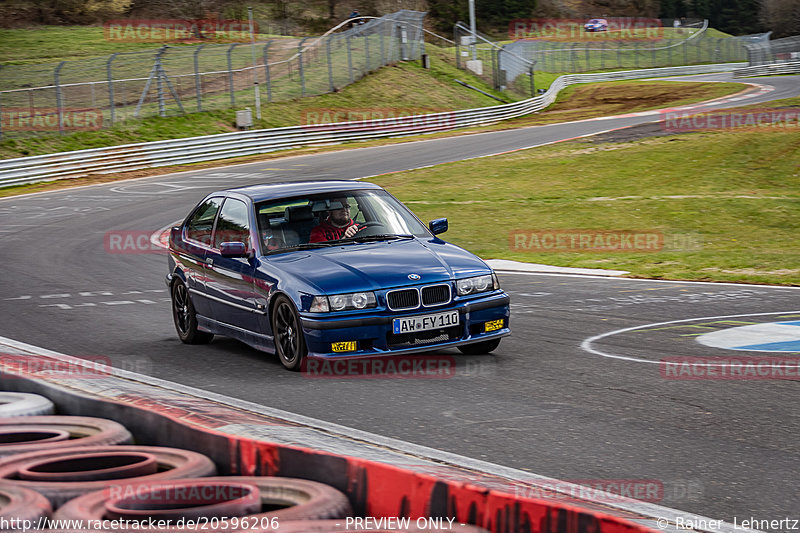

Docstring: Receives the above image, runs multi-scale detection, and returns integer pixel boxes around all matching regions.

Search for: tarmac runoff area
[0,334,764,533]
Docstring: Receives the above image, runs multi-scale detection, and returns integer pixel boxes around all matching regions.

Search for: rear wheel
[272,295,307,371]
[457,338,501,355]
[171,280,213,344]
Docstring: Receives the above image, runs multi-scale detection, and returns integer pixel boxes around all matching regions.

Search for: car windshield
[255,190,431,253]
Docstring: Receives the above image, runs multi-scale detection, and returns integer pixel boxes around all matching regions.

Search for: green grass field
[370,96,800,286]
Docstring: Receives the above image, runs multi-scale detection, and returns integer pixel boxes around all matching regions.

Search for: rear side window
[185,197,223,245]
[214,198,251,249]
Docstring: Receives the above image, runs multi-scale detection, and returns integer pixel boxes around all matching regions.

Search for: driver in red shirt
[309,197,361,242]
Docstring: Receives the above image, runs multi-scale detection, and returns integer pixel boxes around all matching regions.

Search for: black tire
[0,416,132,458]
[457,338,501,355]
[0,445,216,508]
[171,280,213,344]
[272,295,307,371]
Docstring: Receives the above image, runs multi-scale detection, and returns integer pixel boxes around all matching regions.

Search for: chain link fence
[452,19,749,90]
[745,34,800,65]
[0,10,426,139]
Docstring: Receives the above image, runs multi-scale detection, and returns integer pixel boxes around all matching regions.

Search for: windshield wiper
[343,233,415,243]
[267,242,338,254]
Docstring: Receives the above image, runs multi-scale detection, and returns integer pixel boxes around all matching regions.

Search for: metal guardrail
[0,62,744,187]
[733,60,800,77]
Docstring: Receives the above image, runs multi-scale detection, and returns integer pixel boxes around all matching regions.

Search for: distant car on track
[166,181,510,370]
[584,18,608,32]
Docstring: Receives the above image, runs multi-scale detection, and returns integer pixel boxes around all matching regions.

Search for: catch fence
[0,10,426,139]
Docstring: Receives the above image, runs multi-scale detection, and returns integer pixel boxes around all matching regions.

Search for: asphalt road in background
[1,73,799,526]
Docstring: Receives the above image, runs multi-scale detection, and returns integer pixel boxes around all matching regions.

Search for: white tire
[0,393,55,417]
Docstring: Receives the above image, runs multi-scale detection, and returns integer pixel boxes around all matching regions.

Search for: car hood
[263,238,490,293]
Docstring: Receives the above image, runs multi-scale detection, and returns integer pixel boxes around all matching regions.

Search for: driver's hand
[343,224,360,238]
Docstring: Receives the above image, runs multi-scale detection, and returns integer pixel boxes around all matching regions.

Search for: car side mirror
[220,242,249,258]
[429,218,448,235]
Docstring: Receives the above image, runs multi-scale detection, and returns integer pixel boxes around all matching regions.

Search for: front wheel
[457,338,501,355]
[171,280,213,344]
[272,295,307,371]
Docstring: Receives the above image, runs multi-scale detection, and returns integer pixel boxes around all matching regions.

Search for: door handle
[206,257,214,266]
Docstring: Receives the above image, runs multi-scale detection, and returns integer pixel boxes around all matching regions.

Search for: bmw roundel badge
[408,273,421,280]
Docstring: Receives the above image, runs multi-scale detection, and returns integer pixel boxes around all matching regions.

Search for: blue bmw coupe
[167,181,510,370]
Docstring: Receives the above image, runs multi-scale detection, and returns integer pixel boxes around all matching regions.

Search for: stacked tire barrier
[0,403,360,532]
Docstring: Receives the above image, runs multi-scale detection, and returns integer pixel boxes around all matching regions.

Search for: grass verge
[369,96,800,286]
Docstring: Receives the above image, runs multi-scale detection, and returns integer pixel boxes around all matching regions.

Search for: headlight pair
[310,292,377,313]
[456,274,499,296]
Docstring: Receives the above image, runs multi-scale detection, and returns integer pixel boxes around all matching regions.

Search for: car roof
[223,180,384,202]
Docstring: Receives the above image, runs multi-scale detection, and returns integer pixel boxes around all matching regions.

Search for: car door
[180,196,223,319]
[204,197,261,333]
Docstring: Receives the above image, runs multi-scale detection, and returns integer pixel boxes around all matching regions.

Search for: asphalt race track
[1,73,799,527]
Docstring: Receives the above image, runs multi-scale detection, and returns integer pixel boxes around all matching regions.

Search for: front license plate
[393,311,459,334]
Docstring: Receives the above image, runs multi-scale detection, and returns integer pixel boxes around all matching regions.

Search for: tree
[760,0,800,37]
[427,0,537,33]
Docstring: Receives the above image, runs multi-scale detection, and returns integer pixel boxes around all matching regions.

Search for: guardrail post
[55,61,66,136]
[194,44,206,112]
[326,37,335,92]
[651,45,656,67]
[227,43,239,107]
[570,43,577,72]
[398,23,407,61]
[585,45,591,71]
[617,44,622,69]
[491,47,497,87]
[107,53,119,126]
[529,65,535,97]
[346,35,354,83]
[364,33,371,72]
[668,40,673,65]
[298,37,308,97]
[380,20,386,65]
[263,42,273,102]
[600,41,605,70]
[0,93,4,140]
[455,25,461,69]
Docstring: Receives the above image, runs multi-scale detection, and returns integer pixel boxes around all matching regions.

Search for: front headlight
[310,291,377,313]
[456,274,499,296]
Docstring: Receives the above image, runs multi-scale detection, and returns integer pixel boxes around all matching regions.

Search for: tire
[17,450,158,482]
[0,416,132,458]
[0,484,52,522]
[103,479,261,521]
[457,338,501,356]
[272,295,307,371]
[172,280,213,344]
[0,445,216,509]
[55,476,350,525]
[0,392,55,417]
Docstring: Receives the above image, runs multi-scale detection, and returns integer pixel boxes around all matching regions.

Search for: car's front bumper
[299,292,510,358]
